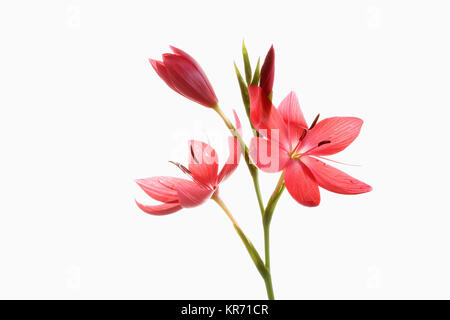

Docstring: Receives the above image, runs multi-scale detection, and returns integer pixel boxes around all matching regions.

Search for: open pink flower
[136,112,241,215]
[248,86,372,207]
[149,46,218,108]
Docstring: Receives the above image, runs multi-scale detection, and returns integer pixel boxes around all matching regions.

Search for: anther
[318,140,331,147]
[169,161,191,175]
[309,114,320,130]
[299,128,307,141]
[190,145,199,164]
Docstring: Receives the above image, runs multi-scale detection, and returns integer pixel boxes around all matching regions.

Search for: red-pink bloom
[260,45,275,95]
[149,46,218,108]
[248,86,372,207]
[136,112,241,215]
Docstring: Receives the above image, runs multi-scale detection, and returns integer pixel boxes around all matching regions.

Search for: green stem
[264,172,285,226]
[262,172,285,300]
[263,223,274,299]
[213,104,284,300]
[213,105,264,216]
[264,223,271,271]
[211,194,267,279]
[251,171,265,218]
[212,193,275,299]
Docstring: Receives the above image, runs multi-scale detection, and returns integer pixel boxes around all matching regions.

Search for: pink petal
[248,86,290,149]
[216,137,239,183]
[188,140,219,187]
[277,91,309,148]
[301,157,372,194]
[300,117,363,156]
[278,91,308,129]
[217,110,242,184]
[232,109,242,135]
[249,137,290,173]
[174,179,213,208]
[162,50,217,107]
[170,46,214,92]
[149,59,180,94]
[135,177,180,203]
[284,160,320,207]
[135,200,182,216]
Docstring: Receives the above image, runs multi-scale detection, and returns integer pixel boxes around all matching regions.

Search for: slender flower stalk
[261,172,286,300]
[263,227,275,299]
[213,104,276,299]
[213,105,265,216]
[212,193,276,299]
[264,172,285,226]
[211,193,267,279]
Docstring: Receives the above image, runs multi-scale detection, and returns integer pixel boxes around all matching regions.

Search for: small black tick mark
[169,161,191,175]
[299,128,307,141]
[309,113,320,130]
[190,145,199,163]
[318,140,331,147]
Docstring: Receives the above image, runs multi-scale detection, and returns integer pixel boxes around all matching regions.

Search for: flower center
[289,151,302,159]
[287,113,331,159]
[289,140,332,159]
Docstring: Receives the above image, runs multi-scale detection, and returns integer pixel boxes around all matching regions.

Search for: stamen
[190,145,199,164]
[302,140,332,155]
[299,128,307,141]
[309,113,320,130]
[168,160,212,190]
[291,129,308,155]
[318,140,331,147]
[315,156,361,167]
[169,161,191,175]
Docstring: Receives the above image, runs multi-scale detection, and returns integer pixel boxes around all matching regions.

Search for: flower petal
[149,59,180,94]
[284,160,320,207]
[248,85,290,149]
[278,91,308,130]
[216,137,240,183]
[188,140,219,187]
[135,177,180,203]
[300,117,363,156]
[301,157,372,194]
[170,46,216,101]
[232,109,242,135]
[277,91,309,149]
[174,179,213,208]
[249,137,289,173]
[135,200,182,216]
[217,110,242,184]
[162,50,217,107]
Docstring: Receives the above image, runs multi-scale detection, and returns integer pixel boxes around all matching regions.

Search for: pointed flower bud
[250,57,261,86]
[260,45,275,96]
[234,62,250,116]
[149,46,218,108]
[242,40,252,85]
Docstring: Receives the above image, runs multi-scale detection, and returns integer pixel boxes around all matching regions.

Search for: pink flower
[136,112,241,215]
[248,86,372,207]
[149,46,218,108]
[260,45,275,95]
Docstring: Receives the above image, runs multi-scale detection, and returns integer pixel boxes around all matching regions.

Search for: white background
[1,0,449,299]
